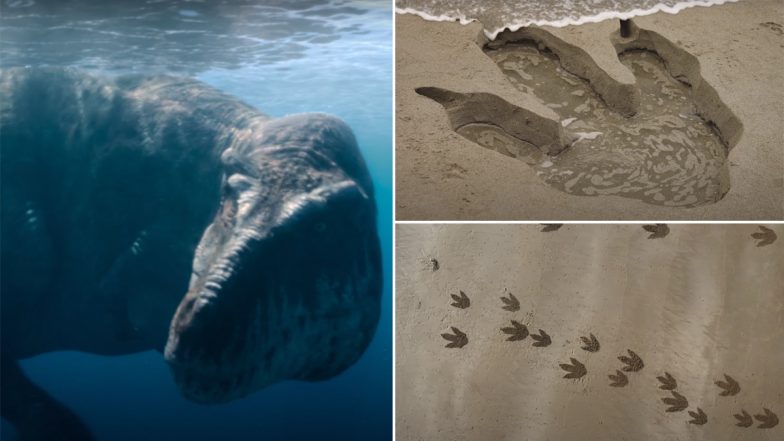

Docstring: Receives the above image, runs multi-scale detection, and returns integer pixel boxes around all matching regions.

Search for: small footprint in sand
[751,225,777,247]
[618,350,644,372]
[608,370,628,387]
[735,410,754,427]
[643,223,669,239]
[530,329,551,347]
[500,320,529,341]
[662,391,689,412]
[441,327,468,348]
[657,372,677,390]
[500,291,520,312]
[560,357,587,379]
[579,333,600,352]
[450,290,470,309]
[714,374,740,396]
[754,408,779,429]
[688,408,708,425]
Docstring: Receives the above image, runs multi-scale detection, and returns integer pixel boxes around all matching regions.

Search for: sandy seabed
[395,224,783,440]
[395,0,784,220]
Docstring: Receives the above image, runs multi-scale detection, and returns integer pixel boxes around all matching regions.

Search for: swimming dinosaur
[0,67,382,440]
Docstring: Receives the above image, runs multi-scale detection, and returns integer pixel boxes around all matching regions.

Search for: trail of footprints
[435,224,779,430]
[440,289,778,429]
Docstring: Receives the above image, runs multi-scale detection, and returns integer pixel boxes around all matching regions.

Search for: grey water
[0,1,392,440]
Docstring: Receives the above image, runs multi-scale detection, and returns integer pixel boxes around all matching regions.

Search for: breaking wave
[395,0,741,39]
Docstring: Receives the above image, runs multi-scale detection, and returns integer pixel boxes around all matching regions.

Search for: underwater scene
[0,1,392,440]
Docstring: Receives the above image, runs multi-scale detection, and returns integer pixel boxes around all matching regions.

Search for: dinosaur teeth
[204,281,222,292]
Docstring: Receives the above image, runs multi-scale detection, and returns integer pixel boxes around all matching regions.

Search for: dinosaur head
[163,114,381,403]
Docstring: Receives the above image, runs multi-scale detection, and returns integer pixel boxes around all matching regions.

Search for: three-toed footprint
[418,20,742,207]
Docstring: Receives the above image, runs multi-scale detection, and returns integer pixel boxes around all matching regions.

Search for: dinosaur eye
[227,174,253,192]
[219,174,254,224]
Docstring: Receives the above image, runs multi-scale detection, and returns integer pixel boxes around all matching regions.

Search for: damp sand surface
[457,45,729,207]
[394,0,784,220]
[395,224,784,441]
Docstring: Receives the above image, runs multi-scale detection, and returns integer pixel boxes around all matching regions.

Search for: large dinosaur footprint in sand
[418,21,742,208]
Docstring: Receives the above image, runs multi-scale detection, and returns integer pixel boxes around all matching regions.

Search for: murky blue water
[0,1,391,440]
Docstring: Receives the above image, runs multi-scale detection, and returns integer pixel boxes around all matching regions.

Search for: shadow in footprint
[418,21,743,208]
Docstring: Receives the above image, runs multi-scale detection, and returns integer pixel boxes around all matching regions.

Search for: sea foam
[396,0,741,39]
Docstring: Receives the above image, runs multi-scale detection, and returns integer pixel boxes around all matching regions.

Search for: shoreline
[395,0,784,220]
[396,0,741,39]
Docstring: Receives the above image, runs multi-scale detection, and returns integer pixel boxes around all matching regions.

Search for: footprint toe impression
[501,320,529,341]
[500,292,520,312]
[714,374,740,396]
[530,329,551,347]
[657,372,677,390]
[755,408,779,429]
[560,357,587,379]
[608,369,628,387]
[662,391,689,412]
[688,408,708,425]
[419,25,739,208]
[751,225,777,247]
[579,333,600,352]
[618,350,644,372]
[734,410,753,428]
[441,327,468,348]
[450,290,470,309]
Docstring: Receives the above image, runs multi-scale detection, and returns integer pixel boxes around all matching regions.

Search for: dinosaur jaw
[168,356,261,404]
[163,231,382,404]
[165,271,379,403]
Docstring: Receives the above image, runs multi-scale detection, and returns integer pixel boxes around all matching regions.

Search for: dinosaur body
[1,68,382,439]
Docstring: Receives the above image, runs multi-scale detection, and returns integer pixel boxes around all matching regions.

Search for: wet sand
[395,0,784,219]
[396,224,784,440]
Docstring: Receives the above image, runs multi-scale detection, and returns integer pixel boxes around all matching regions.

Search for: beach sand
[395,0,784,220]
[395,224,784,440]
